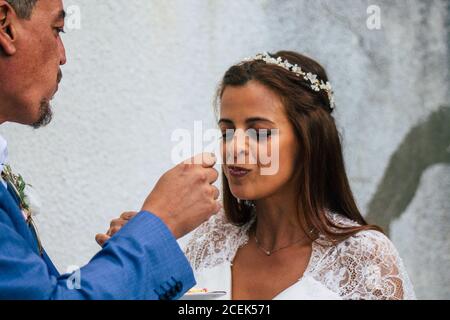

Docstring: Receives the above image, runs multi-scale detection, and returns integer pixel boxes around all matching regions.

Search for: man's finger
[201,153,217,168]
[109,226,121,236]
[120,211,138,220]
[213,201,221,214]
[110,219,125,227]
[205,168,219,184]
[212,186,220,200]
[111,218,130,228]
[95,234,110,247]
[184,153,216,168]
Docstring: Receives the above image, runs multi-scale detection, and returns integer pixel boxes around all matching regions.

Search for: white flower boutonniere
[22,183,41,217]
[1,164,43,255]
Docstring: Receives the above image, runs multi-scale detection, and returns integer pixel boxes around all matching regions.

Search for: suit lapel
[5,181,20,206]
[42,250,60,277]
[1,182,60,275]
[0,183,40,255]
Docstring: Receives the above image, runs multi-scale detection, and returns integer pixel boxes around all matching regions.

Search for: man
[0,0,220,299]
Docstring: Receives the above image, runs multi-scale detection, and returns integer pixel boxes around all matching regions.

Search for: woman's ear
[0,3,17,56]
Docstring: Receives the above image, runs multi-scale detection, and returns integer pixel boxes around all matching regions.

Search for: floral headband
[242,52,336,110]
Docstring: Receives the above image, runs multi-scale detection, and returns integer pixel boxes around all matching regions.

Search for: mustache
[57,69,63,84]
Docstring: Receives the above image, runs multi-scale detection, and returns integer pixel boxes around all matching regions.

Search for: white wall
[0,0,448,298]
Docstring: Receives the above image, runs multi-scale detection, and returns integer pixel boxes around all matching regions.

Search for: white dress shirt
[0,134,8,188]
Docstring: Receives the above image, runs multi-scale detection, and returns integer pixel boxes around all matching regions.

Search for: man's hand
[95,211,138,247]
[95,153,220,246]
[142,153,220,239]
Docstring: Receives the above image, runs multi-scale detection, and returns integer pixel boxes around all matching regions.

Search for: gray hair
[6,0,38,19]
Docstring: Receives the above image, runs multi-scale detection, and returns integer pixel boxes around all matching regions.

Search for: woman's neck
[253,192,310,250]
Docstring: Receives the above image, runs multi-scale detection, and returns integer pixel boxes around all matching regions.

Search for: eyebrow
[218,117,275,125]
[54,9,66,21]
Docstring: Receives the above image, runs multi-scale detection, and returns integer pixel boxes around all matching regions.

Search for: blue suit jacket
[0,182,195,300]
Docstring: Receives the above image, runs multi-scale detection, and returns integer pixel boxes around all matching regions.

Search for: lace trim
[184,210,416,300]
[308,230,416,299]
[185,210,255,270]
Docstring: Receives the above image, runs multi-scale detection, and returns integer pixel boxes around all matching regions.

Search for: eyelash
[221,132,233,141]
[221,130,272,142]
[55,27,66,35]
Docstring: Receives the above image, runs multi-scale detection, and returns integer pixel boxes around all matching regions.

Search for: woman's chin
[229,186,256,201]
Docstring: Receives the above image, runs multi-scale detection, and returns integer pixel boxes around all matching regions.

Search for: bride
[184,51,416,300]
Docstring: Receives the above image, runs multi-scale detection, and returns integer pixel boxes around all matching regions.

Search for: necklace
[254,232,309,256]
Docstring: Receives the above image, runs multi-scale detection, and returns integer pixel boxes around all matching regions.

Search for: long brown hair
[216,51,382,243]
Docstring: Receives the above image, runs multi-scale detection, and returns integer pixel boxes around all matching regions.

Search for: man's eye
[54,27,66,35]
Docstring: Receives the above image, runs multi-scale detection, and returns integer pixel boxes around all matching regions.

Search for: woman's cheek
[221,142,227,164]
[248,140,258,166]
[279,139,298,179]
[258,137,281,176]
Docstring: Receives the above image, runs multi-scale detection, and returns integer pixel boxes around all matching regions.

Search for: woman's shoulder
[335,228,399,266]
[320,212,402,272]
[324,212,398,259]
[319,211,390,247]
[313,212,416,299]
[183,209,252,271]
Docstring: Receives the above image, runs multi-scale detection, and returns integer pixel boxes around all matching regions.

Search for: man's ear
[0,2,18,56]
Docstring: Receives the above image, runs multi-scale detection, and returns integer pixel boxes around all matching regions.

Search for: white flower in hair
[242,52,336,110]
[306,72,318,84]
[292,64,302,73]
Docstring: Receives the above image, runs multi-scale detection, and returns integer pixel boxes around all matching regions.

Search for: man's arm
[0,210,195,300]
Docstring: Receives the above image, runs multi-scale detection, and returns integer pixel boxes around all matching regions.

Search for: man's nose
[58,38,67,66]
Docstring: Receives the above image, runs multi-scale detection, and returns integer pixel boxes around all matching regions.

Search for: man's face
[0,0,66,128]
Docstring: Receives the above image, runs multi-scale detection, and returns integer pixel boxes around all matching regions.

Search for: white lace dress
[184,210,416,300]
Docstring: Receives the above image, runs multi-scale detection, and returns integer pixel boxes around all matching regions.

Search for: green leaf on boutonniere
[3,165,31,212]
[18,176,26,193]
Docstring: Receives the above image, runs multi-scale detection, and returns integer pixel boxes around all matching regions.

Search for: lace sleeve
[184,210,252,272]
[339,231,416,300]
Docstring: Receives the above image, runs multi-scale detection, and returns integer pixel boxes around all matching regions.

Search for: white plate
[181,291,227,300]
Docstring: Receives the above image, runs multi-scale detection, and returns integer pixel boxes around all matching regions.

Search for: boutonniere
[2,164,41,221]
[1,164,43,255]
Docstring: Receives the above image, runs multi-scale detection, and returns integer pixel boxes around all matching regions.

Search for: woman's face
[220,81,299,201]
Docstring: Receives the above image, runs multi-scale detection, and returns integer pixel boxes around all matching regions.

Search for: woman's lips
[228,166,251,178]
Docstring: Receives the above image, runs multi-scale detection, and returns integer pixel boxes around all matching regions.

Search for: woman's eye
[249,129,272,141]
[221,130,234,141]
[221,129,273,141]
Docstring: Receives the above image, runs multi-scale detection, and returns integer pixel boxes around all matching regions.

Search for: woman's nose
[226,129,248,165]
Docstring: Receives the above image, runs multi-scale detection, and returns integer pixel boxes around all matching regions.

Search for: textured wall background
[0,0,448,299]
